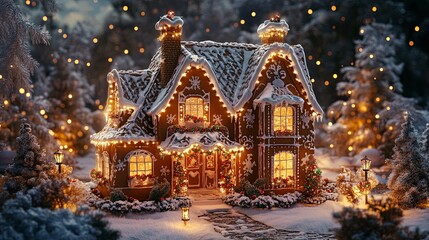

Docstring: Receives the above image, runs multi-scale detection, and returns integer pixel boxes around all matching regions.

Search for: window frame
[272,105,295,135]
[273,151,295,186]
[126,150,155,179]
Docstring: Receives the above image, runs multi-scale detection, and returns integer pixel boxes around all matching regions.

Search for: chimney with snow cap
[155,11,183,87]
[257,15,289,44]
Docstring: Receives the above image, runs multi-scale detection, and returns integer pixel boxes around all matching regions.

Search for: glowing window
[129,152,153,176]
[273,106,294,132]
[185,97,204,119]
[95,153,102,171]
[274,151,294,179]
[102,151,110,178]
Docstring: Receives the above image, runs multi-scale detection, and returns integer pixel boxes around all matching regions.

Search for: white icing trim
[257,19,289,35]
[155,15,184,30]
[234,43,323,116]
[147,54,236,116]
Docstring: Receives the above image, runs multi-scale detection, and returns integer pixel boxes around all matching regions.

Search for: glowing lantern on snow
[181,207,190,225]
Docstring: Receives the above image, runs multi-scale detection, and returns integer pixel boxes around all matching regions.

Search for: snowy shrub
[271,192,302,208]
[302,182,338,204]
[0,193,120,240]
[233,179,264,198]
[90,194,192,215]
[149,179,170,202]
[223,192,301,209]
[333,198,427,239]
[251,195,278,209]
[110,189,128,202]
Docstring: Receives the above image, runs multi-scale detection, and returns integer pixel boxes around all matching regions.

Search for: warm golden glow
[274,151,294,179]
[181,207,190,222]
[129,153,153,176]
[273,106,294,132]
[185,97,205,119]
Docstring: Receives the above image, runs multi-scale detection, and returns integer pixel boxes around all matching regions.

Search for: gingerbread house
[91,12,323,200]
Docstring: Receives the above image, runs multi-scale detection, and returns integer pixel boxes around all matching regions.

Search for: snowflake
[213,114,223,125]
[115,161,126,171]
[166,114,176,124]
[243,154,255,176]
[160,165,170,176]
[243,109,255,128]
[187,76,200,90]
[301,110,311,129]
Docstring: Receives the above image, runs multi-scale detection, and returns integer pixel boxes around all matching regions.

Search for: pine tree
[326,22,420,157]
[302,155,322,198]
[387,115,429,208]
[0,0,52,97]
[44,24,96,157]
[4,119,58,194]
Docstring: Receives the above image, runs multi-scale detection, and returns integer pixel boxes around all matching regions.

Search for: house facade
[91,12,323,200]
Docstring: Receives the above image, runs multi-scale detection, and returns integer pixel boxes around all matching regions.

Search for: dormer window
[273,106,294,134]
[185,97,205,121]
[179,93,210,126]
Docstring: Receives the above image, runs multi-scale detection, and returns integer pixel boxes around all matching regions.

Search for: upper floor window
[185,97,204,119]
[129,151,153,177]
[273,106,294,133]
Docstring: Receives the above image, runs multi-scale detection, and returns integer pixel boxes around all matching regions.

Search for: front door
[186,153,218,189]
[204,154,216,188]
[187,153,201,188]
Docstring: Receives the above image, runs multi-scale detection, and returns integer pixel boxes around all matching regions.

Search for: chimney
[155,11,184,87]
[257,15,289,44]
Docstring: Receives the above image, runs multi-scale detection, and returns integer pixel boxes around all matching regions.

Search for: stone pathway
[199,208,335,240]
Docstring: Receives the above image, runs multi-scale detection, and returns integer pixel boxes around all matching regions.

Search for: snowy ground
[73,150,429,239]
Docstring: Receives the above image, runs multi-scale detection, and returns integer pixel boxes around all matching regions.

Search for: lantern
[181,207,190,224]
[360,155,371,204]
[360,155,371,172]
[54,150,64,173]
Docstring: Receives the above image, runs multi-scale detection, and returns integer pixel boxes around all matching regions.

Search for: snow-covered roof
[155,14,184,30]
[93,40,323,143]
[253,83,304,109]
[257,19,289,36]
[149,41,323,116]
[159,132,242,153]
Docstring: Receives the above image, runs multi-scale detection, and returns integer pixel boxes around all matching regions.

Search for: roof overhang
[159,132,243,154]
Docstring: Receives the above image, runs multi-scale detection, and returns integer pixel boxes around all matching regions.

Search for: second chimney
[257,15,289,44]
[155,11,183,87]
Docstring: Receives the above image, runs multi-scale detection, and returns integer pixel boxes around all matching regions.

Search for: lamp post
[54,150,64,174]
[181,206,190,225]
[360,155,371,204]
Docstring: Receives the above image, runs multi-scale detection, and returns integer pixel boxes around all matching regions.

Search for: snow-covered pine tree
[387,114,429,208]
[326,22,411,157]
[44,24,96,158]
[4,119,58,194]
[0,0,52,97]
[0,0,58,154]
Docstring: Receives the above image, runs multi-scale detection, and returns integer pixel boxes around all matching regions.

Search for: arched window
[185,97,204,119]
[273,151,294,179]
[128,151,153,177]
[102,151,110,178]
[273,106,294,133]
